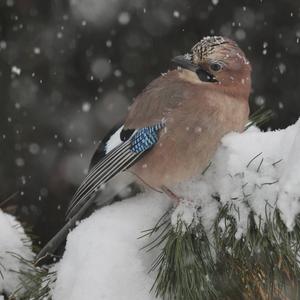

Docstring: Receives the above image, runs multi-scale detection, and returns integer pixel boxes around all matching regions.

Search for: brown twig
[0,191,19,209]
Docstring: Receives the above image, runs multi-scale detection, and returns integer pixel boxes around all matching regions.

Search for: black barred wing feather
[66,138,142,220]
[89,125,122,171]
[66,122,164,220]
[36,134,140,262]
[35,123,164,263]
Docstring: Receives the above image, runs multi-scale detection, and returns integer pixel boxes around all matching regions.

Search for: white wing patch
[105,125,124,154]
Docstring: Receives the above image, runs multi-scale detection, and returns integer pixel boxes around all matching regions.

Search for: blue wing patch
[130,123,164,153]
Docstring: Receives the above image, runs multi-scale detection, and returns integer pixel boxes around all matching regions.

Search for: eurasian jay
[36,36,252,262]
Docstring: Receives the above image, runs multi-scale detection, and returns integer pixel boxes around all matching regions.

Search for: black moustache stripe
[196,68,218,83]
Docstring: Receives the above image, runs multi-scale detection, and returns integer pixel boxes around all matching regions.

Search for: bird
[36,36,252,262]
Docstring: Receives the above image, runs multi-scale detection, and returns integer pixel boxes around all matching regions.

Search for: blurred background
[0,0,299,246]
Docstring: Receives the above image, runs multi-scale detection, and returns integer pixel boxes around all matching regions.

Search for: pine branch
[143,203,300,300]
[246,107,274,130]
[143,212,218,300]
[8,254,56,300]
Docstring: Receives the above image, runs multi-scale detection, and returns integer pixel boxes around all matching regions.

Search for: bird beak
[172,55,198,72]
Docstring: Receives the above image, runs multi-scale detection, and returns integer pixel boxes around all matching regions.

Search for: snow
[0,40,7,50]
[50,118,300,299]
[118,12,131,25]
[95,91,129,127]
[277,120,300,229]
[81,102,91,112]
[62,153,90,185]
[173,11,180,18]
[33,47,41,55]
[278,62,286,74]
[0,210,33,295]
[171,119,300,236]
[198,119,300,236]
[52,193,171,300]
[255,95,265,106]
[235,28,246,41]
[91,58,112,81]
[11,66,21,75]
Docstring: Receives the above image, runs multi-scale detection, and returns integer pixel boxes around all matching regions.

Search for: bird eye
[196,68,218,83]
[210,62,222,72]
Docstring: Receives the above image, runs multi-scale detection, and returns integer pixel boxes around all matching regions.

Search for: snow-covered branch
[51,118,300,299]
[0,210,33,297]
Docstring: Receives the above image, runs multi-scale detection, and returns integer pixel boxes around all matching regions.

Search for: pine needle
[246,107,274,130]
[142,203,300,300]
[8,254,56,300]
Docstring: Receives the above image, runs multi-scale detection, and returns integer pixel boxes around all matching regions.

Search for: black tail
[35,193,97,264]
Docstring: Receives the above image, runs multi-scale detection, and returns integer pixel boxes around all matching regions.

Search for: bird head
[172,36,251,97]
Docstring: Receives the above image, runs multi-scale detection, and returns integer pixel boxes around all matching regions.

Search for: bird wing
[66,71,185,220]
[65,122,164,220]
[36,123,163,262]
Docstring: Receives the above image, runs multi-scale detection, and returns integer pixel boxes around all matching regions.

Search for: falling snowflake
[11,66,21,75]
[82,102,91,112]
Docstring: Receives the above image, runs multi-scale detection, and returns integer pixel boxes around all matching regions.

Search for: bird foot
[161,186,183,206]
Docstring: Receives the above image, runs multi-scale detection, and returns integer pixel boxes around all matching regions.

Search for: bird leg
[161,186,183,206]
[132,172,163,193]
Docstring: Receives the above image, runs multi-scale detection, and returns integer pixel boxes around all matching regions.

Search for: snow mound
[52,194,171,300]
[52,118,300,299]
[215,119,300,232]
[173,118,300,236]
[0,210,34,295]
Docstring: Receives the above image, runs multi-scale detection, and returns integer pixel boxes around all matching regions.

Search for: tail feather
[35,193,96,264]
[36,143,142,263]
[36,124,162,262]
